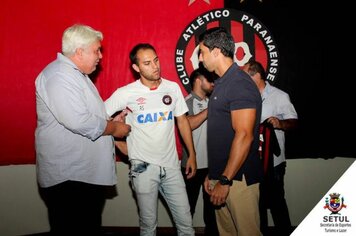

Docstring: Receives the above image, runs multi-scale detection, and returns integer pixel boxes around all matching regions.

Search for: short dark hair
[245,59,266,81]
[189,63,214,87]
[198,27,235,59]
[129,43,156,65]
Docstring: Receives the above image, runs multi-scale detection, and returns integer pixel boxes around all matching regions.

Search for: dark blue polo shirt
[207,63,263,185]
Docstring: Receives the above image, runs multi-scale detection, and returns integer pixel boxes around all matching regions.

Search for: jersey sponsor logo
[137,111,173,123]
[175,8,279,93]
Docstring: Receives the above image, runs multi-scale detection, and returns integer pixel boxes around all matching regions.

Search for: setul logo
[175,8,279,93]
[321,192,350,233]
[324,192,347,214]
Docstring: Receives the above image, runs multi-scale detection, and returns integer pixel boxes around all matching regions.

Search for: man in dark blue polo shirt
[199,27,263,236]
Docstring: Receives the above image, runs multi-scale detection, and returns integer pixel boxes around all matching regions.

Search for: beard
[203,87,213,96]
[141,69,161,81]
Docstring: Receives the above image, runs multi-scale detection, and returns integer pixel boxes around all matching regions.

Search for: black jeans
[40,180,107,236]
[182,167,219,236]
[260,162,292,236]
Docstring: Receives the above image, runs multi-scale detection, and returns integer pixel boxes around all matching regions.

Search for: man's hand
[204,175,212,195]
[112,121,131,138]
[113,110,129,123]
[185,154,197,179]
[210,182,230,206]
[104,120,131,138]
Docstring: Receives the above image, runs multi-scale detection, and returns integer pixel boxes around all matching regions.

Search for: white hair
[62,24,103,56]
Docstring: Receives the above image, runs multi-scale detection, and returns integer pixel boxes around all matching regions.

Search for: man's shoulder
[108,80,141,98]
[267,83,290,98]
[120,80,140,90]
[185,93,194,101]
[161,77,179,87]
[160,78,184,96]
[37,59,77,85]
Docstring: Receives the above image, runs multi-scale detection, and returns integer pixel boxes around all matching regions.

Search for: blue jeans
[129,160,194,236]
[181,167,218,235]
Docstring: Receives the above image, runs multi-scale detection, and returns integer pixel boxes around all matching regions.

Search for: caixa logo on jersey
[175,8,279,93]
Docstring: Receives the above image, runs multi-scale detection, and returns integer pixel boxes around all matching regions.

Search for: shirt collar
[261,81,272,101]
[215,63,239,85]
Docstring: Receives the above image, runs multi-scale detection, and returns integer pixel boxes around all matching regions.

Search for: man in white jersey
[105,43,196,236]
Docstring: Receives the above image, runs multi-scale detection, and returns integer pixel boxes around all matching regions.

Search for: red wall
[0,0,223,165]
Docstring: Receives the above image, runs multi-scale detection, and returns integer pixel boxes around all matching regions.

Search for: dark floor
[26,226,296,236]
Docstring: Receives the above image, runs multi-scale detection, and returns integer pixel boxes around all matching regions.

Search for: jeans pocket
[129,160,149,178]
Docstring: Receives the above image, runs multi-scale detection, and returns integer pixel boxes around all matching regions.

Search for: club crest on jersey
[175,8,279,93]
[162,95,172,105]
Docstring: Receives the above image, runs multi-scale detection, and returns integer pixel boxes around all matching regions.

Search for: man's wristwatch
[218,175,233,186]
